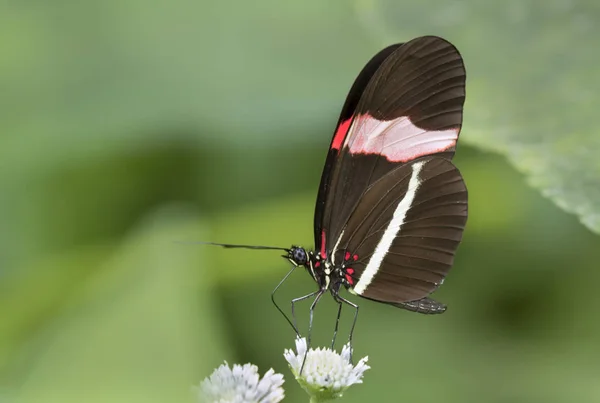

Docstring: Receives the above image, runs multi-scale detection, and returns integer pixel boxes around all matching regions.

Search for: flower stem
[310,396,332,403]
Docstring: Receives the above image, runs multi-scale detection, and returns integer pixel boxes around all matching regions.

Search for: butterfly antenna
[175,241,289,252]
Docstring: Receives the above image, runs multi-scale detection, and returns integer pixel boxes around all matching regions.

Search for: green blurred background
[2,1,600,402]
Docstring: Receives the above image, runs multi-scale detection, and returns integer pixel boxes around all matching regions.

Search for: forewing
[315,36,466,256]
[314,43,403,254]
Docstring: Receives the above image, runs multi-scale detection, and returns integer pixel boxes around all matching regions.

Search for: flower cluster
[198,362,284,403]
[198,337,369,402]
[284,337,370,401]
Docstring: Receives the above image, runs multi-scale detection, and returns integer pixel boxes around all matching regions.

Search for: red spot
[331,118,352,150]
[345,274,354,284]
[344,251,351,261]
[320,230,327,259]
[315,261,321,268]
[346,268,354,275]
[353,254,358,261]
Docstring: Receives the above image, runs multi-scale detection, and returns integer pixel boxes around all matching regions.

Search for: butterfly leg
[270,264,300,335]
[300,288,327,375]
[330,298,343,349]
[290,290,320,336]
[335,295,359,363]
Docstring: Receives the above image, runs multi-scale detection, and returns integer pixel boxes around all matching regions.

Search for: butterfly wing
[315,36,466,268]
[314,43,403,255]
[340,156,467,303]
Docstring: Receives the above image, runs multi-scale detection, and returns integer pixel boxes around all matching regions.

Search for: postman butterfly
[207,35,467,352]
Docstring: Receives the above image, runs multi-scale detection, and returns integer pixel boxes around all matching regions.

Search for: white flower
[283,337,370,401]
[197,362,285,403]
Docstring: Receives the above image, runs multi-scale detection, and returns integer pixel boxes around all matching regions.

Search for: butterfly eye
[290,247,307,265]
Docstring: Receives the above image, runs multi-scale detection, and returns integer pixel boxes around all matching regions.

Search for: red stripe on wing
[320,229,327,259]
[331,118,352,150]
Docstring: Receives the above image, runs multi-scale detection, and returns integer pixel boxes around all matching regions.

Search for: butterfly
[208,35,467,352]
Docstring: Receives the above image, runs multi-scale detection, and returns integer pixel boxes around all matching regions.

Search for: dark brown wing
[338,157,467,303]
[315,36,466,260]
[314,43,403,255]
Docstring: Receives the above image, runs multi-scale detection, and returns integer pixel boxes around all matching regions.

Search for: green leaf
[358,0,600,233]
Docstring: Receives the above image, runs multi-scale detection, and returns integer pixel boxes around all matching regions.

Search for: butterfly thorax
[286,246,356,293]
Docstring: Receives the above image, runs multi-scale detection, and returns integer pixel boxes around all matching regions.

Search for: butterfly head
[286,246,308,266]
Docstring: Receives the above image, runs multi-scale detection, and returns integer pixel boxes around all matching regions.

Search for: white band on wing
[348,115,457,162]
[353,160,426,294]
